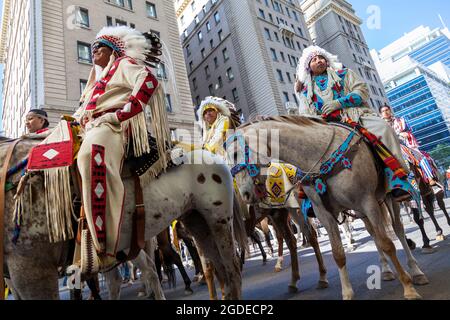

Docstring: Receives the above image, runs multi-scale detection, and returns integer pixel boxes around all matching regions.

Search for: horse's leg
[435,191,450,226]
[423,194,445,240]
[361,217,396,281]
[260,218,274,256]
[168,247,193,295]
[410,208,434,252]
[274,228,284,272]
[384,198,429,285]
[86,275,102,300]
[103,267,122,300]
[339,220,355,252]
[182,238,204,280]
[271,209,300,293]
[250,230,267,264]
[362,198,421,300]
[293,211,328,289]
[134,247,166,300]
[314,208,353,300]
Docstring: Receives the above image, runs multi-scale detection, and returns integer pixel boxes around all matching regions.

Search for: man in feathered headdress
[74,26,171,271]
[197,96,241,157]
[294,45,411,201]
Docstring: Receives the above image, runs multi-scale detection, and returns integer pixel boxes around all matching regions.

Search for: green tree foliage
[429,143,450,170]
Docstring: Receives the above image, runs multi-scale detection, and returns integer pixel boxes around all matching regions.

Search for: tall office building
[372,26,450,154]
[175,0,312,119]
[0,0,195,138]
[300,0,388,110]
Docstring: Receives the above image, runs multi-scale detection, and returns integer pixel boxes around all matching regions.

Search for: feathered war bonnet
[92,26,162,67]
[295,45,343,103]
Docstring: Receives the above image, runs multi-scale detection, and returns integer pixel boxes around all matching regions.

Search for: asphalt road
[54,199,450,301]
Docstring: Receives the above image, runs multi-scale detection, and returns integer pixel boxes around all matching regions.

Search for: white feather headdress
[296,45,343,83]
[94,26,150,62]
[197,96,234,129]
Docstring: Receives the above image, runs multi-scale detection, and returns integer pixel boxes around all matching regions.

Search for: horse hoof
[412,275,429,286]
[346,245,355,252]
[405,291,422,300]
[316,280,329,289]
[436,235,445,241]
[382,271,396,281]
[288,285,298,293]
[184,288,194,296]
[274,266,282,273]
[422,247,436,254]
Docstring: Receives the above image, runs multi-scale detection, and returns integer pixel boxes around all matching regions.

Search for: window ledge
[78,60,93,66]
[103,1,134,12]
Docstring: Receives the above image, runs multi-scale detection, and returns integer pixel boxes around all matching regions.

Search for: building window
[76,7,90,28]
[156,63,167,79]
[274,32,279,42]
[106,16,113,26]
[222,48,229,61]
[218,76,223,88]
[195,96,200,106]
[186,45,191,56]
[232,88,239,101]
[210,39,214,49]
[194,15,200,24]
[191,1,196,12]
[209,84,214,95]
[268,13,273,22]
[189,61,193,71]
[116,19,127,26]
[270,48,278,61]
[192,77,197,90]
[80,79,87,94]
[226,68,234,81]
[292,11,298,21]
[146,2,157,19]
[205,65,210,77]
[107,0,133,10]
[286,72,292,83]
[218,29,224,41]
[264,28,272,41]
[214,57,219,68]
[276,69,284,82]
[201,48,206,59]
[283,92,290,103]
[198,31,203,43]
[293,93,298,104]
[214,12,220,24]
[180,15,185,26]
[259,9,265,19]
[280,51,285,62]
[206,21,211,32]
[77,41,92,63]
[165,94,173,112]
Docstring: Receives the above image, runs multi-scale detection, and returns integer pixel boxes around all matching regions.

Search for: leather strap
[1,139,21,300]
[125,175,146,261]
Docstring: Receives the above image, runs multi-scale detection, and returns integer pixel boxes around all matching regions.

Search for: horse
[1,137,245,299]
[226,115,424,300]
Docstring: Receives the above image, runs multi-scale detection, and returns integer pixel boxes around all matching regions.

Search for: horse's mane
[238,115,326,129]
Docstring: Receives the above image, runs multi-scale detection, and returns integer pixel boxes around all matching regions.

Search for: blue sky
[350,0,450,51]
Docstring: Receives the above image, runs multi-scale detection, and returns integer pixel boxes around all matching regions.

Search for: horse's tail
[232,191,250,266]
[379,200,397,241]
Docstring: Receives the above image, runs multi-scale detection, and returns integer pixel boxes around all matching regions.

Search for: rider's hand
[321,100,342,115]
[93,112,120,127]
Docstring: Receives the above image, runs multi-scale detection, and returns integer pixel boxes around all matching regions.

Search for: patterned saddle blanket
[264,162,300,207]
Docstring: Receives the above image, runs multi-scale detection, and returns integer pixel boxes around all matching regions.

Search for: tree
[429,143,450,170]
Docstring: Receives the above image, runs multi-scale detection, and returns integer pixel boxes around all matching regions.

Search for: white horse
[2,137,244,300]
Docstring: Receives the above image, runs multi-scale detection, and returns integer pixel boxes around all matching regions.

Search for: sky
[350,0,450,51]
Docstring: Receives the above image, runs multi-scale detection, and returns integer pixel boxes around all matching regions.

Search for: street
[56,199,450,300]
